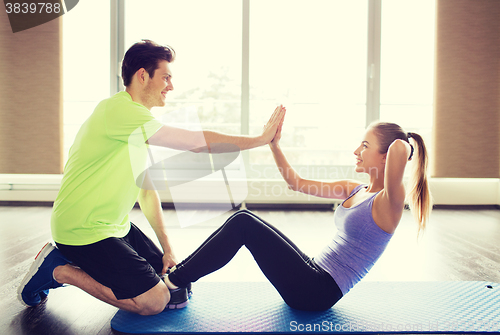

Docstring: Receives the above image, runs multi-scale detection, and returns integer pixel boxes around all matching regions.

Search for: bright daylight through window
[63,0,435,182]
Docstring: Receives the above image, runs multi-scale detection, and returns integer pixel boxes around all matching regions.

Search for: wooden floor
[1,205,500,335]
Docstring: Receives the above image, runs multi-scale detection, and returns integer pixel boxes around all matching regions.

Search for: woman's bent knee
[229,210,257,226]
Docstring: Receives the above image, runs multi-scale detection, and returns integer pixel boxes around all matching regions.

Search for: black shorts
[56,223,163,300]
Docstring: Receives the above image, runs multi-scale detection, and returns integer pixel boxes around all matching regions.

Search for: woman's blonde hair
[370,122,432,233]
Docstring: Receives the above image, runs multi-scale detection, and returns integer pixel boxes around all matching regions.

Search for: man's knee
[135,282,170,316]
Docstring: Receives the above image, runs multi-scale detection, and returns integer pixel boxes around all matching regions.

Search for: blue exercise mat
[111,281,500,333]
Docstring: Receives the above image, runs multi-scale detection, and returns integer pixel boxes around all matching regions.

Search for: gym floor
[1,205,499,335]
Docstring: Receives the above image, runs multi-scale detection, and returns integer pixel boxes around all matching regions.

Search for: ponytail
[406,132,432,234]
[370,122,433,235]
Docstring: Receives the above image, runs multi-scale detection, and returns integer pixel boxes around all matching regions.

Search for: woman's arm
[381,139,412,209]
[269,122,359,200]
[372,139,413,234]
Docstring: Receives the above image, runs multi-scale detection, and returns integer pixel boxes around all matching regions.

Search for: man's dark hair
[121,39,176,87]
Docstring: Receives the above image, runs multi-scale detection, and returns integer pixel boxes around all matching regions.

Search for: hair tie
[407,132,413,139]
[408,144,414,161]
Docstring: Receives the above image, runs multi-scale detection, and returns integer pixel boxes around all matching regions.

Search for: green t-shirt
[51,91,163,245]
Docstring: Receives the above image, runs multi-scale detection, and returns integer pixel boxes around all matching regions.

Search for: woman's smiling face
[353,128,386,175]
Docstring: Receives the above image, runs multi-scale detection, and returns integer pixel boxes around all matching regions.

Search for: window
[63,0,436,183]
[380,0,435,151]
[249,0,368,179]
[125,0,242,134]
[62,0,110,163]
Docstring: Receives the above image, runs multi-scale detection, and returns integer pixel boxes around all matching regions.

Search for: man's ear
[382,153,387,165]
[135,68,149,85]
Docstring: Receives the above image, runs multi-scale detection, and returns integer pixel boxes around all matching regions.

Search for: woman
[164,118,432,311]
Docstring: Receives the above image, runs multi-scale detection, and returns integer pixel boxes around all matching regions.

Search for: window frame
[109,0,381,182]
[110,0,382,123]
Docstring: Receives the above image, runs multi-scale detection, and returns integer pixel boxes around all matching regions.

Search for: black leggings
[169,209,343,311]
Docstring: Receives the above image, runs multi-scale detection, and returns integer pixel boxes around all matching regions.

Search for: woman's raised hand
[270,118,284,148]
[261,105,286,145]
[269,106,285,148]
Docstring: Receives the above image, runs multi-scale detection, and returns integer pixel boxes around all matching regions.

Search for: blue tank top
[314,184,393,295]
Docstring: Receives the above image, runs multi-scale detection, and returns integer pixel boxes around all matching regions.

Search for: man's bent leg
[54,232,178,314]
[57,234,163,299]
[54,264,170,315]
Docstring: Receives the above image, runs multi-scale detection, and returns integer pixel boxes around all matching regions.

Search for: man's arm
[147,105,285,152]
[137,187,176,275]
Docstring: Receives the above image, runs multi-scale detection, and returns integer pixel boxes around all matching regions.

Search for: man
[17,40,285,316]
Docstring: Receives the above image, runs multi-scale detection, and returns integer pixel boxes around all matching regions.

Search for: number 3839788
[5,3,62,14]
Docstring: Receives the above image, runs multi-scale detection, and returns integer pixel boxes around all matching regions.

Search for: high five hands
[262,104,286,147]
